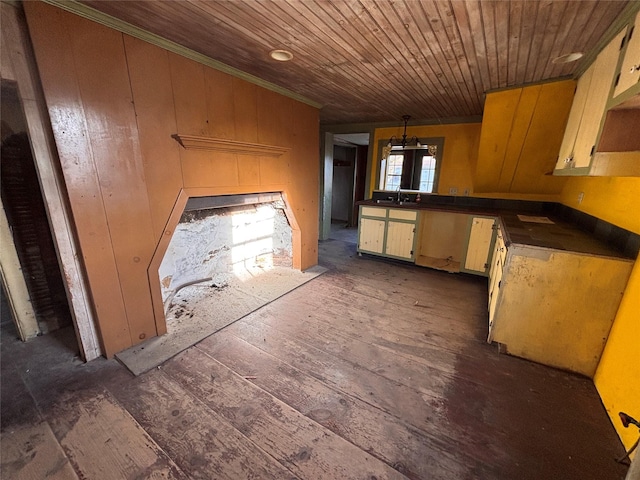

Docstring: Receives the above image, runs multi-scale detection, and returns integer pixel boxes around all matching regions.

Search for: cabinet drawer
[361,206,387,218]
[388,209,417,221]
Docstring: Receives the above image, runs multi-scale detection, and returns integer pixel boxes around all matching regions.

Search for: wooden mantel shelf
[172,134,289,157]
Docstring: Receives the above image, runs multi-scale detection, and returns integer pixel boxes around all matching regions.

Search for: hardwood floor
[0,228,629,479]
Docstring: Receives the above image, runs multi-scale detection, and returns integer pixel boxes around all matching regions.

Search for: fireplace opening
[115,192,325,376]
[159,193,293,319]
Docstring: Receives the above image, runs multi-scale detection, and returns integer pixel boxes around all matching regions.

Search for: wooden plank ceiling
[80,0,628,125]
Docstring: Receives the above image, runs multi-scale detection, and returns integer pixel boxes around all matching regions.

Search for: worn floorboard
[0,228,629,480]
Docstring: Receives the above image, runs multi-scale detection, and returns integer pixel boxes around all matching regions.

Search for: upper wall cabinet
[555,7,640,177]
[613,10,640,99]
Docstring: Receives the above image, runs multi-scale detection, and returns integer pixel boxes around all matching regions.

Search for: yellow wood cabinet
[487,243,633,377]
[359,206,497,271]
[357,206,417,261]
[592,9,640,177]
[461,216,496,275]
[487,225,505,338]
[555,30,625,174]
[613,10,640,98]
[555,4,640,177]
[358,206,387,254]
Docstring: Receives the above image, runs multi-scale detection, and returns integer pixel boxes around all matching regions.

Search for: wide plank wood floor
[1,226,629,479]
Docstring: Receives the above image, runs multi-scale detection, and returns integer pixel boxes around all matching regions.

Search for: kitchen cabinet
[555,3,640,177]
[613,10,640,99]
[375,207,497,275]
[487,224,505,337]
[415,210,468,272]
[487,241,633,377]
[554,29,625,174]
[591,9,640,177]
[461,216,497,276]
[357,206,417,261]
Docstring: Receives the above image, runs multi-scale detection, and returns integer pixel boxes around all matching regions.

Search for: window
[379,138,443,193]
[418,154,436,192]
[384,153,404,191]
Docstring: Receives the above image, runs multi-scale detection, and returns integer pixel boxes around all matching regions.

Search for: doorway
[331,133,369,229]
[1,81,73,341]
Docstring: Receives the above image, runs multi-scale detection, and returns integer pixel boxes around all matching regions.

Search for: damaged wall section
[159,195,293,308]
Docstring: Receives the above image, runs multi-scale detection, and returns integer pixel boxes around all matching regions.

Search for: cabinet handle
[630,65,640,73]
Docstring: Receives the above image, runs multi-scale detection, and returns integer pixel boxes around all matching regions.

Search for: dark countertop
[357,199,634,260]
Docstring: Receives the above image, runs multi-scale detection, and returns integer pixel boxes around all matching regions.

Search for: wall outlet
[449,187,458,195]
[578,192,585,204]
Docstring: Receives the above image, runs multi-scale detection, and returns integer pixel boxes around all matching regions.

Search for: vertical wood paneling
[257,89,291,186]
[506,1,523,86]
[493,1,510,87]
[24,2,131,356]
[514,1,539,87]
[168,53,208,136]
[289,101,320,270]
[497,85,541,191]
[232,78,258,143]
[237,156,260,187]
[532,2,566,80]
[204,68,235,139]
[480,1,499,87]
[474,88,520,191]
[510,80,574,193]
[476,80,574,195]
[25,2,320,355]
[181,151,240,188]
[123,35,182,241]
[65,13,158,343]
[462,0,492,94]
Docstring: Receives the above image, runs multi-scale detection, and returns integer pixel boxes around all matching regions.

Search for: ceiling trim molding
[322,115,483,133]
[484,77,574,96]
[40,0,323,110]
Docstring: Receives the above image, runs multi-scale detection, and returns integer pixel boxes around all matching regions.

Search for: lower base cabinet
[359,206,497,276]
[358,206,418,261]
[487,243,633,377]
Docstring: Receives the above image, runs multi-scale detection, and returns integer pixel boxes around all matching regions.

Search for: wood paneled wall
[475,80,574,195]
[24,2,319,357]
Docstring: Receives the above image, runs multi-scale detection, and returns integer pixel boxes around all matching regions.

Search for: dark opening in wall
[1,81,71,335]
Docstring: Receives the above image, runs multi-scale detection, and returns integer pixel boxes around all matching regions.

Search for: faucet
[396,186,402,203]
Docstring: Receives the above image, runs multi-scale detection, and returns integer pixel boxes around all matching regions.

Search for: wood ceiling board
[69,0,631,125]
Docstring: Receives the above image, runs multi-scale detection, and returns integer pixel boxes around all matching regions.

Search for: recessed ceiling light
[269,49,293,62]
[552,52,584,64]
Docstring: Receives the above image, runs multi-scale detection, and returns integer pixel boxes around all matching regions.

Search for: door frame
[1,3,101,360]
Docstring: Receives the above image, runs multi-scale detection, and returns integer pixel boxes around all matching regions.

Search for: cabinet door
[614,12,640,98]
[359,218,386,254]
[555,29,625,172]
[463,217,496,275]
[385,221,415,259]
[555,67,593,170]
[573,30,626,169]
[488,255,503,339]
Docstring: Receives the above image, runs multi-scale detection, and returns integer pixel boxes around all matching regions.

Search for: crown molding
[41,0,322,110]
